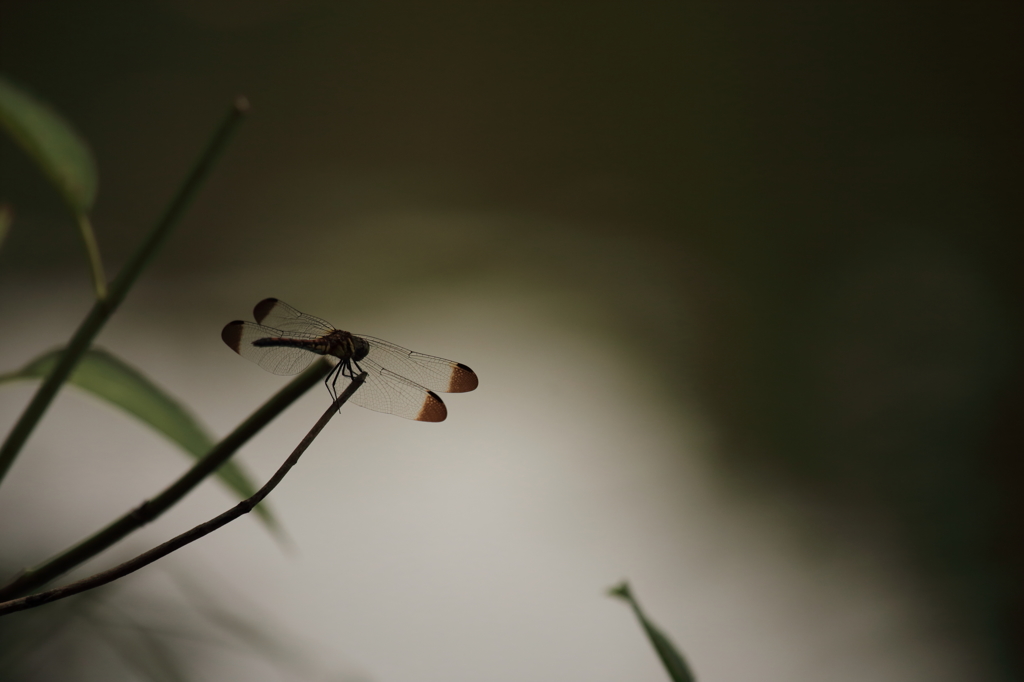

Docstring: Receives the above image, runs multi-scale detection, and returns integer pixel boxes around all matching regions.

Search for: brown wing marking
[253,298,335,335]
[222,320,246,353]
[417,391,448,422]
[358,335,479,394]
[333,362,449,422]
[221,320,324,376]
[448,362,479,393]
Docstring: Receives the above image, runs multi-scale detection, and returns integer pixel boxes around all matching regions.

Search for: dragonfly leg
[325,362,345,402]
[330,360,356,401]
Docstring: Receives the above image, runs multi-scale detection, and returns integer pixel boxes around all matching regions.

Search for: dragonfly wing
[252,298,336,336]
[331,359,447,422]
[357,335,478,394]
[222,321,328,376]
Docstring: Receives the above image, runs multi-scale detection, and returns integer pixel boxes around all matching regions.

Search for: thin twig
[0,359,333,602]
[0,373,365,617]
[0,97,249,489]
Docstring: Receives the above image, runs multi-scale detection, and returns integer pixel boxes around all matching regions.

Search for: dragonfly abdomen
[251,331,368,362]
[252,337,332,355]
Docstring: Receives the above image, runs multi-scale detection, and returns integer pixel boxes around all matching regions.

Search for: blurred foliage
[0,42,283,682]
[0,74,97,215]
[0,560,340,682]
[0,347,276,529]
[0,576,195,682]
[0,73,106,297]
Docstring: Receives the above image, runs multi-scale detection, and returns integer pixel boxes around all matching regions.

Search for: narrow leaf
[0,347,277,530]
[608,581,696,682]
[0,75,98,213]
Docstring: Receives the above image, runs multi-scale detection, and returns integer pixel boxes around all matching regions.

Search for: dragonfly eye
[351,336,370,362]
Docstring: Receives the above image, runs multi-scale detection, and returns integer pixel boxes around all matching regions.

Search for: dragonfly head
[351,335,370,362]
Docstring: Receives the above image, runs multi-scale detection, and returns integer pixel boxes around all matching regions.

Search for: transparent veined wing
[356,335,479,394]
[330,361,448,422]
[221,321,327,376]
[223,298,477,422]
[253,298,335,336]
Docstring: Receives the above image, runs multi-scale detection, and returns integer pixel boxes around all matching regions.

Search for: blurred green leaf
[608,581,696,682]
[0,77,106,297]
[0,74,98,214]
[0,347,277,530]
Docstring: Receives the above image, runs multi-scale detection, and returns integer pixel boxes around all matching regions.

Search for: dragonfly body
[252,330,370,364]
[222,298,478,422]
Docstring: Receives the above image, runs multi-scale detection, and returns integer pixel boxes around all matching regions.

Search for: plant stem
[75,213,108,300]
[0,358,332,602]
[0,97,249,489]
[0,373,365,617]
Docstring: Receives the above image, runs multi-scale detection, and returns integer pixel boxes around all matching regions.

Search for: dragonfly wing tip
[449,363,479,392]
[221,321,245,353]
[416,391,448,422]
[253,298,281,324]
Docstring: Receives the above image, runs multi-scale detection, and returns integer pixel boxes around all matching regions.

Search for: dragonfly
[222,298,478,422]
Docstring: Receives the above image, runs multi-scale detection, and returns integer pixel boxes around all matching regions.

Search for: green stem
[0,372,365,616]
[0,97,249,489]
[0,359,331,602]
[75,213,107,300]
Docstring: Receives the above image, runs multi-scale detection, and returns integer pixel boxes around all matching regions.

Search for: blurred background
[1,1,1022,680]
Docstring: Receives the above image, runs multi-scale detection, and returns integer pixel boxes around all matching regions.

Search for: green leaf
[0,347,277,530]
[0,75,98,214]
[608,581,696,682]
